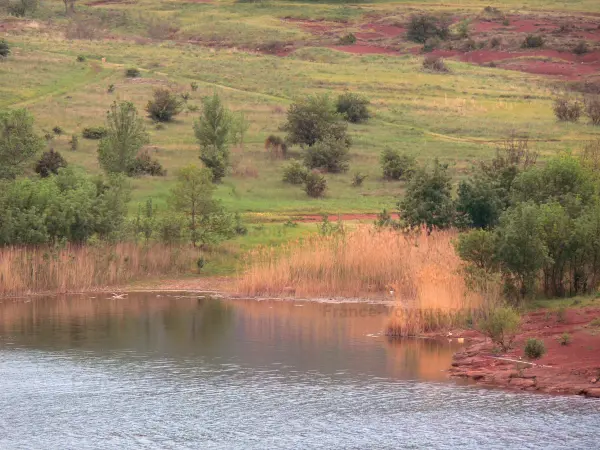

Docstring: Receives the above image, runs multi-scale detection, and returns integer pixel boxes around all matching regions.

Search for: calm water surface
[0,293,598,449]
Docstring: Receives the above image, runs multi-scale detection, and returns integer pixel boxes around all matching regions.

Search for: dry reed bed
[0,243,198,296]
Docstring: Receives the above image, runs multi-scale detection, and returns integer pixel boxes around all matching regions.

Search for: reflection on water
[0,293,597,449]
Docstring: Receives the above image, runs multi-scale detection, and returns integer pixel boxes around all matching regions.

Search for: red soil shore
[448,306,600,398]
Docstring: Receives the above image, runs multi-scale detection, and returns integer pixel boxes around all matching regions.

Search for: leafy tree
[455,177,503,229]
[398,159,454,231]
[406,14,451,43]
[303,136,350,173]
[336,93,370,123]
[97,101,149,175]
[0,108,45,179]
[282,94,349,148]
[35,149,68,177]
[194,93,232,182]
[479,306,520,351]
[381,149,416,181]
[146,88,183,122]
[455,229,497,273]
[230,111,251,149]
[169,165,235,246]
[304,171,327,198]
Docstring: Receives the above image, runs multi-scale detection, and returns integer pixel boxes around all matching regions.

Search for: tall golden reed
[0,243,198,296]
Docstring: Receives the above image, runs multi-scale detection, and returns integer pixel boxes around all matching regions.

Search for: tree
[398,159,454,231]
[194,93,232,182]
[455,177,503,229]
[336,93,370,123]
[380,149,416,181]
[0,108,45,180]
[35,149,68,177]
[303,136,350,173]
[97,101,149,175]
[282,94,349,148]
[230,111,251,150]
[146,88,183,122]
[169,165,234,246]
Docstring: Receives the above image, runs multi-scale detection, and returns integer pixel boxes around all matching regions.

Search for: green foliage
[456,229,497,272]
[559,332,571,345]
[406,14,451,43]
[194,93,232,182]
[338,33,356,45]
[398,159,454,231]
[381,149,416,181]
[82,127,108,140]
[6,0,38,17]
[98,101,150,175]
[422,37,440,52]
[479,306,521,351]
[190,81,199,92]
[304,172,327,198]
[0,39,9,58]
[522,34,544,48]
[456,176,503,229]
[455,18,471,39]
[145,88,183,122]
[351,171,367,187]
[0,108,45,180]
[168,165,235,246]
[52,126,64,135]
[556,305,567,323]
[230,111,251,149]
[128,150,166,177]
[585,95,600,126]
[76,55,86,62]
[523,338,546,359]
[553,96,582,122]
[282,94,349,148]
[70,134,79,152]
[336,92,370,123]
[422,55,449,73]
[303,136,350,173]
[282,159,308,185]
[125,68,141,78]
[35,149,68,178]
[0,168,130,245]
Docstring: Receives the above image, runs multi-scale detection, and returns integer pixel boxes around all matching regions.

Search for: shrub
[82,126,108,140]
[70,134,79,151]
[125,68,141,78]
[282,159,308,184]
[479,306,521,351]
[338,33,356,45]
[128,150,166,176]
[460,38,478,52]
[422,55,449,73]
[191,81,199,92]
[35,149,68,178]
[573,41,589,55]
[76,55,86,62]
[522,34,544,48]
[336,93,370,123]
[146,88,183,122]
[406,14,451,43]
[490,36,502,48]
[304,171,327,198]
[524,338,546,359]
[107,84,115,94]
[585,95,600,125]
[559,332,571,346]
[456,19,471,39]
[265,135,288,159]
[556,305,567,323]
[351,172,367,187]
[0,109,45,180]
[303,137,350,173]
[381,149,416,180]
[553,96,582,122]
[0,39,9,58]
[52,126,64,136]
[422,37,441,52]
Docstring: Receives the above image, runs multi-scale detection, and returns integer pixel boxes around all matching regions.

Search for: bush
[336,93,370,123]
[573,41,589,55]
[107,84,115,94]
[304,171,327,198]
[146,88,183,122]
[125,68,141,78]
[585,95,600,125]
[35,149,68,178]
[0,39,9,58]
[559,332,571,346]
[523,338,546,359]
[265,135,288,159]
[490,36,502,48]
[381,149,416,180]
[191,82,199,92]
[422,55,449,73]
[282,159,308,184]
[407,14,451,43]
[351,171,367,187]
[52,126,64,136]
[303,138,350,173]
[456,19,471,39]
[127,150,166,177]
[422,37,440,52]
[76,55,86,62]
[479,306,521,352]
[522,34,544,48]
[70,134,79,151]
[553,96,582,122]
[338,33,356,45]
[82,126,108,139]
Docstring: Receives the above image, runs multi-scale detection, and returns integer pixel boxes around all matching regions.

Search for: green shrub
[125,67,141,78]
[303,137,350,173]
[422,37,440,52]
[522,35,544,48]
[35,149,68,178]
[107,84,115,94]
[338,33,356,45]
[0,39,10,58]
[456,18,471,39]
[406,14,451,43]
[76,55,86,62]
[351,171,367,187]
[422,55,449,73]
[82,126,108,139]
[127,150,166,177]
[524,338,546,359]
[146,88,183,122]
[282,159,308,185]
[490,36,502,48]
[585,95,600,126]
[70,134,79,152]
[553,96,582,122]
[265,134,288,159]
[479,306,521,351]
[336,93,370,123]
[573,41,589,55]
[559,333,571,346]
[190,81,199,92]
[52,126,64,136]
[304,171,327,198]
[381,149,416,180]
[556,305,567,323]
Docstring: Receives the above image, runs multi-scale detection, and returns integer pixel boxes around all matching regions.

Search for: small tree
[146,88,183,122]
[230,111,251,150]
[336,93,370,123]
[398,159,454,231]
[304,172,327,198]
[169,165,234,246]
[282,159,308,184]
[406,14,451,43]
[0,39,10,58]
[524,338,546,359]
[35,149,68,177]
[381,149,416,180]
[282,94,349,148]
[0,109,45,179]
[194,93,232,182]
[97,101,149,174]
[303,137,350,173]
[479,306,521,352]
[553,96,582,122]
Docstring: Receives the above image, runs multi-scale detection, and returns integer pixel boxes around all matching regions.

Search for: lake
[0,293,597,449]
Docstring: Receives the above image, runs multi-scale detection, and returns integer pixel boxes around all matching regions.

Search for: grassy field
[1,0,600,275]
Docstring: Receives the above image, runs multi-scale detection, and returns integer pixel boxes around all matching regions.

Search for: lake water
[0,293,598,449]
